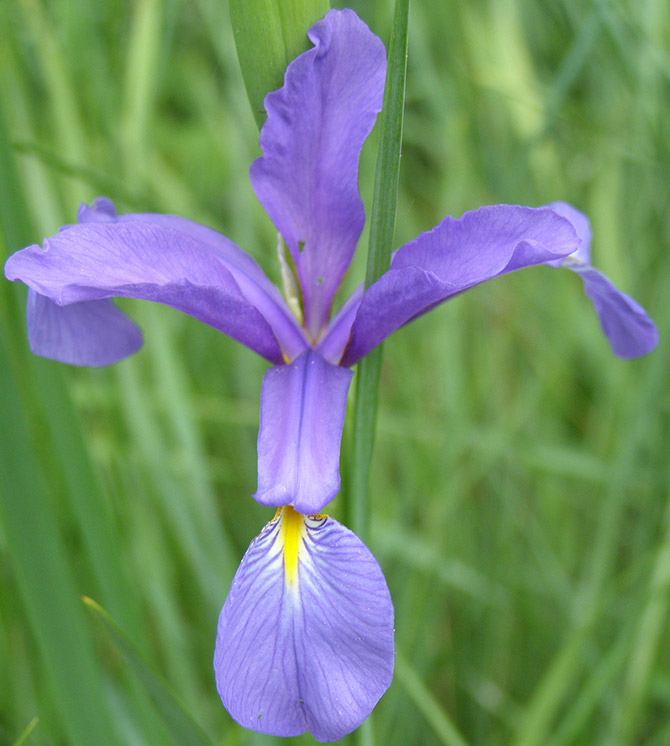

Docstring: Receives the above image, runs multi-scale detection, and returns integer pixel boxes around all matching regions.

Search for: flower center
[278,505,304,587]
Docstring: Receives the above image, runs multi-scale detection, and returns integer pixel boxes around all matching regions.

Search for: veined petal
[114,210,308,360]
[562,260,658,358]
[255,350,353,514]
[250,9,386,339]
[5,220,285,363]
[214,507,395,741]
[342,205,579,365]
[26,289,143,366]
[542,202,658,358]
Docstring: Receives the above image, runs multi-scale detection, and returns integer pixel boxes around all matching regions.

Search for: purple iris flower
[3,8,657,741]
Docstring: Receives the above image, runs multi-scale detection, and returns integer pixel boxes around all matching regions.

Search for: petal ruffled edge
[250,9,386,339]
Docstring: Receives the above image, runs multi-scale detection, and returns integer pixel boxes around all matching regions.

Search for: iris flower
[4,8,657,742]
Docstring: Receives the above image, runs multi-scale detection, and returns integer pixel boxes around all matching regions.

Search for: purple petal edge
[5,220,284,364]
[566,261,658,358]
[341,205,579,365]
[543,202,658,358]
[26,289,143,366]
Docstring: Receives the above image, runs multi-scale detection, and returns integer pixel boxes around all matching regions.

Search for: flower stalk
[348,0,410,542]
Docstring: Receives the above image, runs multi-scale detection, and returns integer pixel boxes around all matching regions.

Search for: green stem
[348,0,410,542]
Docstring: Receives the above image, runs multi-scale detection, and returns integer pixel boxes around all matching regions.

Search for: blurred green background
[1,0,668,744]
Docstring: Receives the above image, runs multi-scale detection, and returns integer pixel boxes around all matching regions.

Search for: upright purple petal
[250,9,386,339]
[544,203,658,358]
[255,350,353,514]
[214,507,394,741]
[342,205,579,365]
[26,289,142,366]
[5,221,284,363]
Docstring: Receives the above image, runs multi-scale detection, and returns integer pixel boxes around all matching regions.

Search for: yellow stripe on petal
[278,506,305,587]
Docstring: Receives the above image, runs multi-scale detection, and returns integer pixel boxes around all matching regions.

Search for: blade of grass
[83,597,216,746]
[613,486,670,743]
[17,0,88,204]
[347,0,409,539]
[347,5,409,743]
[395,653,471,746]
[11,717,38,746]
[0,328,121,745]
[229,0,330,129]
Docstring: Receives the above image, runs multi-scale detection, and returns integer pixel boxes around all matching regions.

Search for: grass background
[1,0,668,744]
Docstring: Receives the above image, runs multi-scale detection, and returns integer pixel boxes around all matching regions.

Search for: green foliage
[229,0,330,128]
[1,0,669,745]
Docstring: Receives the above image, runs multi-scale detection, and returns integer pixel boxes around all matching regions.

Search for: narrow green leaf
[347,0,410,540]
[229,0,330,129]
[0,330,121,745]
[613,494,670,743]
[11,717,39,746]
[0,89,121,746]
[83,597,216,746]
[395,653,471,746]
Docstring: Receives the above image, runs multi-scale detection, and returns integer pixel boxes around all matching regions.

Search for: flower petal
[341,205,579,365]
[5,220,285,363]
[255,350,353,514]
[26,289,143,366]
[562,261,658,357]
[214,507,395,741]
[544,201,592,266]
[250,9,386,339]
[542,203,658,358]
[316,283,364,365]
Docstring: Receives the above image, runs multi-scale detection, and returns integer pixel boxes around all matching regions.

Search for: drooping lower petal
[214,507,395,742]
[5,220,285,363]
[255,350,353,514]
[562,260,658,357]
[542,202,658,358]
[342,205,579,365]
[250,9,386,339]
[26,289,143,366]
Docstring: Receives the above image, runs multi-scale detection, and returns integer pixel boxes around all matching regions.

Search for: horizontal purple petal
[26,289,143,366]
[250,9,386,339]
[82,197,308,360]
[115,212,308,360]
[342,205,580,365]
[563,260,658,358]
[255,350,353,514]
[214,507,394,741]
[5,221,285,363]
